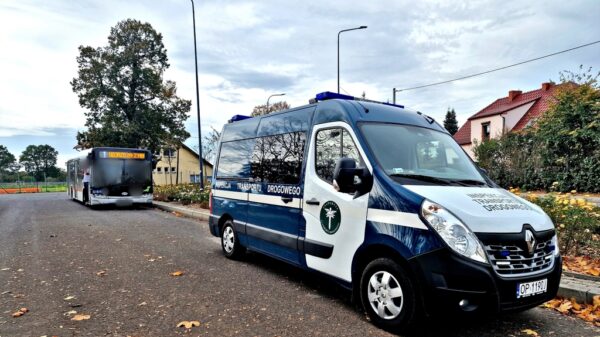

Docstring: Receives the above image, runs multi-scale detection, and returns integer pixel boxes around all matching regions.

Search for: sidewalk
[559,272,600,304]
[153,200,210,221]
[153,201,600,304]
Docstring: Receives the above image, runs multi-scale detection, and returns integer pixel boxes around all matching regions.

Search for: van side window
[216,139,255,179]
[251,132,306,184]
[315,128,363,184]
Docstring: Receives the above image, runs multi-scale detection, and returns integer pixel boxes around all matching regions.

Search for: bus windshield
[360,123,487,186]
[92,158,152,195]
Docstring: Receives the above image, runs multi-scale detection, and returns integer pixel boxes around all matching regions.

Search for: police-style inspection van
[208,92,561,332]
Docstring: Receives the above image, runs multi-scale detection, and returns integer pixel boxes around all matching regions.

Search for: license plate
[516,279,547,298]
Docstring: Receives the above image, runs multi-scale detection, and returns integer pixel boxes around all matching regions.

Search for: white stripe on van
[212,189,247,201]
[212,189,302,209]
[248,193,301,209]
[366,208,428,230]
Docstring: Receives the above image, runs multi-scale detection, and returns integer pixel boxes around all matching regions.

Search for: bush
[512,188,600,257]
[153,184,210,208]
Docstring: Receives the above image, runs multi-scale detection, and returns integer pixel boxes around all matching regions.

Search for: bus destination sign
[99,151,146,160]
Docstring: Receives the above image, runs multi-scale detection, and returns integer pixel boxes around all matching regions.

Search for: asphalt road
[0,193,598,337]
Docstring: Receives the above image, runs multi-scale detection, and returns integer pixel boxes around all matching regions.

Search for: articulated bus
[67,147,153,207]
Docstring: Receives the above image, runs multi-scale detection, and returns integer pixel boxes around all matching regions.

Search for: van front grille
[485,239,554,277]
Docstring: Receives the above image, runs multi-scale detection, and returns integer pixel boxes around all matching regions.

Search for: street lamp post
[266,93,286,113]
[190,0,205,188]
[337,26,367,94]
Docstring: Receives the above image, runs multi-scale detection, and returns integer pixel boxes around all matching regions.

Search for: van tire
[360,258,417,333]
[221,220,245,259]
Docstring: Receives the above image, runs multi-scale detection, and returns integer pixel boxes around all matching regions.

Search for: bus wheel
[360,258,417,333]
[221,220,245,259]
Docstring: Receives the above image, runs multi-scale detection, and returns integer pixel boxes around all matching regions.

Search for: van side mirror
[333,158,373,198]
[478,166,488,175]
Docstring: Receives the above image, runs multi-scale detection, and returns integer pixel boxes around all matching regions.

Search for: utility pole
[190,0,205,188]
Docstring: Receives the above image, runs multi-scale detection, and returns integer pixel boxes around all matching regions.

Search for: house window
[157,167,162,173]
[190,174,200,183]
[171,167,176,172]
[481,122,491,141]
[164,148,176,157]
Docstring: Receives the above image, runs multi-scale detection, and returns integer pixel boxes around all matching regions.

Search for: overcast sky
[0,0,599,168]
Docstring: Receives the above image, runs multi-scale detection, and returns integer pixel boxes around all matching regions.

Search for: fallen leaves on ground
[12,307,29,317]
[170,270,184,277]
[543,296,600,326]
[521,329,539,336]
[172,211,182,217]
[96,270,106,277]
[177,320,200,329]
[71,314,91,321]
[64,295,76,301]
[563,256,600,277]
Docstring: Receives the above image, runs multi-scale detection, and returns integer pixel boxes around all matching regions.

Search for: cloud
[0,0,599,169]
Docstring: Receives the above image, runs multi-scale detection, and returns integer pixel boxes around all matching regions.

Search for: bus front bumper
[90,195,153,206]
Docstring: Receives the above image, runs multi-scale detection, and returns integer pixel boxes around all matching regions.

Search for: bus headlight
[421,200,488,264]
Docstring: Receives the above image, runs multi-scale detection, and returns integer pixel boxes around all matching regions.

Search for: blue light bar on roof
[315,91,355,101]
[315,91,405,109]
[228,114,252,123]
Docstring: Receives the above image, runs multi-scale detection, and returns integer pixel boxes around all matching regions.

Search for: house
[454,82,559,158]
[153,143,213,186]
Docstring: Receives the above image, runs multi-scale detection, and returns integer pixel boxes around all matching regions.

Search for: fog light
[458,298,478,312]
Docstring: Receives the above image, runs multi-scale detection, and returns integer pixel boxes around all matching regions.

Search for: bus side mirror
[333,158,373,198]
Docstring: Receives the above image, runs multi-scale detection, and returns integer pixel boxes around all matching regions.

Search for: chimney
[508,90,522,102]
[541,82,553,91]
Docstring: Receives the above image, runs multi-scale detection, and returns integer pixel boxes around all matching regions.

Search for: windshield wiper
[389,173,454,185]
[452,179,487,187]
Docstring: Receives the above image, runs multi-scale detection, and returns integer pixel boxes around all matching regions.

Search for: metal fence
[0,181,67,194]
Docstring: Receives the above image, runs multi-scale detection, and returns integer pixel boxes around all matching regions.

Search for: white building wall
[502,101,535,131]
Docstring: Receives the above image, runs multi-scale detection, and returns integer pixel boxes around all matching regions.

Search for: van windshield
[360,123,487,186]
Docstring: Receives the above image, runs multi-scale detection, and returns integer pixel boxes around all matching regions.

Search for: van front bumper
[409,248,562,315]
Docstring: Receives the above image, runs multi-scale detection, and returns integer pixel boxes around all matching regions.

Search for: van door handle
[281,196,293,204]
[305,198,320,206]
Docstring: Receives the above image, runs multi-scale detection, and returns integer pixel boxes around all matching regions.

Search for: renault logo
[525,230,536,255]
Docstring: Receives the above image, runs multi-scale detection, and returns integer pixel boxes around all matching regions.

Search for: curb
[153,201,210,221]
[153,200,600,304]
[558,274,600,304]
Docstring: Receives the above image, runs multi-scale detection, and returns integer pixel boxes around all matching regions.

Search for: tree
[443,108,458,135]
[202,127,221,164]
[251,101,290,117]
[71,19,190,153]
[534,66,600,192]
[19,145,58,181]
[0,145,16,174]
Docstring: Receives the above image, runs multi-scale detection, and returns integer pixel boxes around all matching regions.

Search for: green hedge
[154,184,210,207]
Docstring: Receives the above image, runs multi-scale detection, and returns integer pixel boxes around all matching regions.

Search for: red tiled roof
[453,119,471,145]
[453,83,560,145]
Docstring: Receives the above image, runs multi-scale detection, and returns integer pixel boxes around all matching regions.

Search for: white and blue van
[208,92,561,332]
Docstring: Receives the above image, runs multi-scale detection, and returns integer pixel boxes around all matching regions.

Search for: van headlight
[421,200,488,264]
[551,235,560,256]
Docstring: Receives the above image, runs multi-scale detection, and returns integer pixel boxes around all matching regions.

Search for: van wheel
[360,258,417,333]
[221,220,245,259]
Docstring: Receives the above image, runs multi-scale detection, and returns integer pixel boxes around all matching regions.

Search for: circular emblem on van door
[320,201,341,235]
